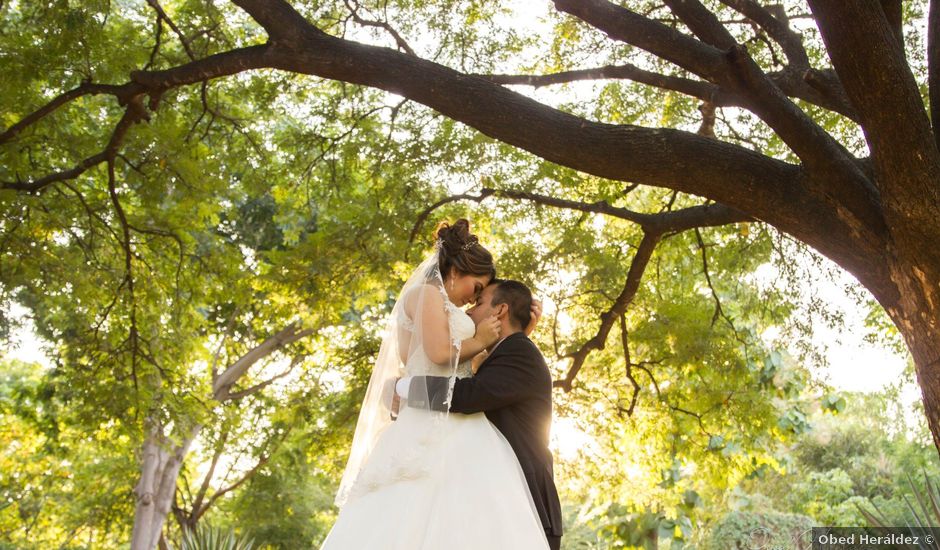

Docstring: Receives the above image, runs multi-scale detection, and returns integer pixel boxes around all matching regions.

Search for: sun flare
[550,417,594,461]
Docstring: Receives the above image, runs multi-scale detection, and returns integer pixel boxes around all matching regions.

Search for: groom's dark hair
[490,279,532,330]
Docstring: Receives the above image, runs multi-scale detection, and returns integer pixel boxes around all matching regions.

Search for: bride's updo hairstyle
[434,219,496,281]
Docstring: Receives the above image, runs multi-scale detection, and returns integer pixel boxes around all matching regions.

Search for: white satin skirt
[320,407,550,549]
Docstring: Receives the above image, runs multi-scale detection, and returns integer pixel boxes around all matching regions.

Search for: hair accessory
[461,237,478,251]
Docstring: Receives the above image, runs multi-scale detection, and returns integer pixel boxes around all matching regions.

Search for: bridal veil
[334,245,466,506]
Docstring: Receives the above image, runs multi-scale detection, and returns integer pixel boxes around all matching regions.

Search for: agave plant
[857,470,940,550]
[177,523,255,550]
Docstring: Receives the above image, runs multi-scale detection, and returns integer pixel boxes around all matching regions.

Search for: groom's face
[466,283,499,325]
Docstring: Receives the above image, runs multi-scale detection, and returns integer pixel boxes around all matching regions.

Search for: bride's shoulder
[403,283,445,300]
[402,283,446,314]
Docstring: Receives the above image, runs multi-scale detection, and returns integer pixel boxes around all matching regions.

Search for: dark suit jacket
[409,331,563,537]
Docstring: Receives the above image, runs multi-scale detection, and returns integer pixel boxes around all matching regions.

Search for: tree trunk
[883,257,940,451]
[131,417,200,550]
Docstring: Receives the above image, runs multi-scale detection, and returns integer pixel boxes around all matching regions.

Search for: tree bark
[883,260,940,452]
[132,420,198,550]
[807,0,940,453]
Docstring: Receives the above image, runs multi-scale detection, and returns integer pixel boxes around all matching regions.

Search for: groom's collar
[488,330,525,354]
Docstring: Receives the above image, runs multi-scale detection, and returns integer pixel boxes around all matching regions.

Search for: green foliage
[789,469,873,526]
[703,510,813,550]
[727,388,940,542]
[860,472,940,540]
[595,505,668,549]
[213,429,340,548]
[560,503,607,549]
[0,359,136,548]
[821,393,847,414]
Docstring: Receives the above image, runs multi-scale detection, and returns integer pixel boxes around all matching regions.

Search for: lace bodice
[397,286,475,378]
[445,301,476,341]
[344,276,478,504]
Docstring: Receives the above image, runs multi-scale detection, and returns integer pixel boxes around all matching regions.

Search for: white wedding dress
[320,297,550,550]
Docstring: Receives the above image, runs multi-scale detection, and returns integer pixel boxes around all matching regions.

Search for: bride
[320,219,551,549]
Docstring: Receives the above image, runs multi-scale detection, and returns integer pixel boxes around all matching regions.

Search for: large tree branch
[717,1,809,69]
[664,0,739,50]
[554,0,853,121]
[482,63,723,101]
[267,33,795,208]
[808,0,940,230]
[557,231,660,391]
[880,0,904,53]
[556,0,846,119]
[645,0,882,241]
[229,0,314,43]
[2,45,276,194]
[4,43,273,133]
[5,1,898,312]
[212,323,313,401]
[409,188,752,242]
[0,83,126,145]
[553,0,727,81]
[129,44,275,90]
[487,189,754,232]
[224,0,895,303]
[481,64,857,121]
[2,103,146,192]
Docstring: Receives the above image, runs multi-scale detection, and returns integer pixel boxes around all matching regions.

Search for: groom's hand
[471,349,489,375]
[524,298,542,336]
[475,315,501,347]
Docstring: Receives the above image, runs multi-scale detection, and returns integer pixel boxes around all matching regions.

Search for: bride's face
[447,269,491,307]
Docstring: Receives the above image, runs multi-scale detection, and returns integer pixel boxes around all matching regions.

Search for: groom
[398,279,564,550]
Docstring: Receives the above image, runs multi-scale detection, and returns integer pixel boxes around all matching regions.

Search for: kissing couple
[320,219,563,549]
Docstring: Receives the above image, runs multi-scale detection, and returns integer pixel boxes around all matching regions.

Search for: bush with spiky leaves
[859,472,940,549]
[178,524,254,550]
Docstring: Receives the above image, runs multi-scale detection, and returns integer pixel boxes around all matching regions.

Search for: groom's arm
[449,354,536,414]
[407,352,536,414]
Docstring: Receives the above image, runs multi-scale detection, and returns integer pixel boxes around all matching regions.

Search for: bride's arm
[458,318,499,360]
[409,285,499,364]
[411,285,453,365]
[459,338,486,361]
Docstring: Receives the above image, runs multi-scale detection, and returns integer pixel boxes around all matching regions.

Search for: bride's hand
[471,349,489,374]
[524,298,542,336]
[475,315,501,347]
